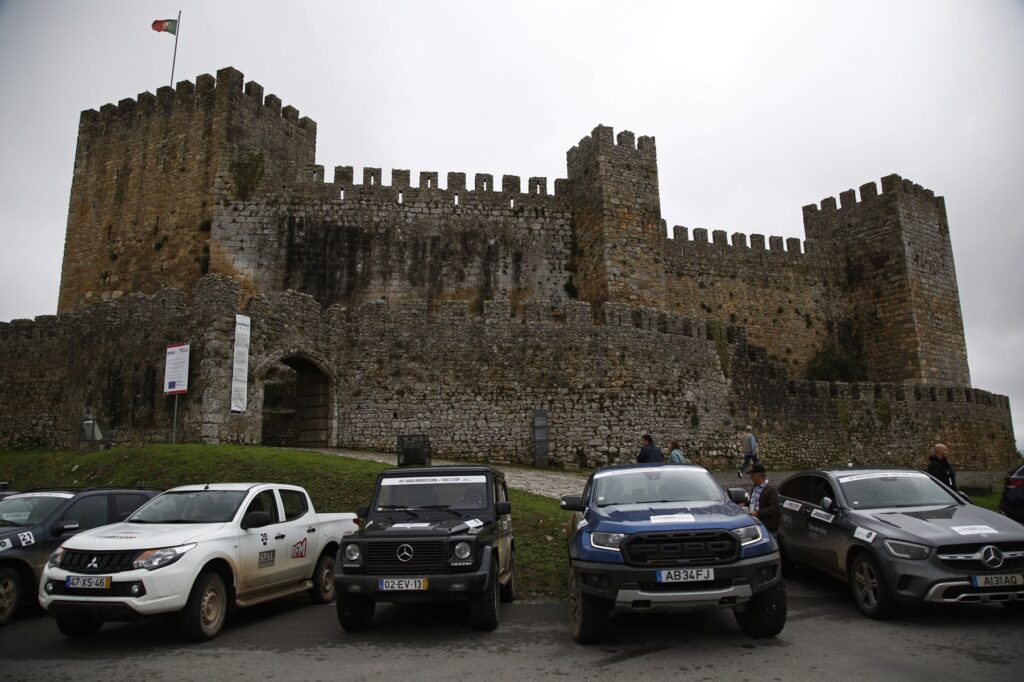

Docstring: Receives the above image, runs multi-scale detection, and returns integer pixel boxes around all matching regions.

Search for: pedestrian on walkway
[637,434,664,463]
[927,443,957,491]
[737,425,759,477]
[668,440,686,464]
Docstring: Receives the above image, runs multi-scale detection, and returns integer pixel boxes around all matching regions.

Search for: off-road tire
[179,572,228,641]
[308,553,336,604]
[468,559,500,631]
[849,552,893,620]
[568,568,611,644]
[734,582,787,638]
[56,616,103,638]
[0,567,21,627]
[499,551,517,604]
[336,593,375,632]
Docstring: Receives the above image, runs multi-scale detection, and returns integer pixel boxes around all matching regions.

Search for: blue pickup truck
[560,464,786,643]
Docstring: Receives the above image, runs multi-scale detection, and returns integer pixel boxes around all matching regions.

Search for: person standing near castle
[668,440,686,464]
[737,425,759,477]
[637,434,664,463]
[927,443,957,491]
[747,464,779,536]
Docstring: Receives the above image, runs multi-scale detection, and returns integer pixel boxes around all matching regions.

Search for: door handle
[275,533,286,540]
[306,527,316,534]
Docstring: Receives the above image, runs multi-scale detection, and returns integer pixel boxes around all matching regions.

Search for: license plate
[66,575,111,589]
[971,573,1024,588]
[378,578,428,591]
[656,568,715,583]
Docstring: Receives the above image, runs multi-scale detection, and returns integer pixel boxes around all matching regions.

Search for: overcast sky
[1,1,1021,449]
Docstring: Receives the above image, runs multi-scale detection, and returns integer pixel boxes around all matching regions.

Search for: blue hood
[588,500,754,533]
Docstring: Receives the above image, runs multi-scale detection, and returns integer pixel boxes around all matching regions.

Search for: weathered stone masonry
[0,66,1014,469]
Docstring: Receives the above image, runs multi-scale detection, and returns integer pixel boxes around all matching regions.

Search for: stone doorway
[261,356,331,448]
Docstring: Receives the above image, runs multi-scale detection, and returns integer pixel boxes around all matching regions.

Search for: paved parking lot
[1,570,1018,682]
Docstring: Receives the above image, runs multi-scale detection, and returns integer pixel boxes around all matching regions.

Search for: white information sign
[163,343,190,395]
[230,315,251,413]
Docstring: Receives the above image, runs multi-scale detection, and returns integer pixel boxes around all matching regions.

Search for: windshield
[838,472,960,509]
[592,469,726,507]
[0,493,71,527]
[374,475,489,513]
[129,490,247,524]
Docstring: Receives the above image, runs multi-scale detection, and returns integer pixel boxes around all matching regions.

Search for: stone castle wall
[1,278,1014,470]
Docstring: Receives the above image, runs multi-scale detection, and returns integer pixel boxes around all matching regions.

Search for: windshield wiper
[375,505,419,518]
[416,504,465,518]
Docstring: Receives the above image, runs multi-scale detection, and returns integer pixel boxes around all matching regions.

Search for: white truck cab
[39,483,356,641]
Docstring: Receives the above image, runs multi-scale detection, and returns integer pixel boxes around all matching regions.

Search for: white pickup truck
[38,483,357,641]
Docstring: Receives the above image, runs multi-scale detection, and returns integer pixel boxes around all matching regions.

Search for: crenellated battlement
[666,225,806,260]
[78,67,316,137]
[802,173,945,219]
[566,124,657,173]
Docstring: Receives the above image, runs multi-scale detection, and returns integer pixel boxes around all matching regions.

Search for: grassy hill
[0,445,567,600]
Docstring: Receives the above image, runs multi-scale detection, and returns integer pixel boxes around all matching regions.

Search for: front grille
[622,531,739,567]
[60,550,139,574]
[936,541,1024,572]
[365,540,447,574]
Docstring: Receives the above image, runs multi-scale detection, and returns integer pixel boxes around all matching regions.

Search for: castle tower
[803,175,970,386]
[57,67,316,312]
[565,126,665,309]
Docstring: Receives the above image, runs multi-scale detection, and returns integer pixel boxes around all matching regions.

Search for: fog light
[348,584,362,592]
[451,582,466,591]
[131,584,140,595]
[45,582,54,594]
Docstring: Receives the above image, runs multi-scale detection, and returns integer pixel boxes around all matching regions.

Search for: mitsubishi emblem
[396,544,414,562]
[980,545,1004,569]
[87,556,99,569]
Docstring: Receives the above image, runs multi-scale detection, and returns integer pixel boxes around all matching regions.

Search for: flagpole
[169,10,181,87]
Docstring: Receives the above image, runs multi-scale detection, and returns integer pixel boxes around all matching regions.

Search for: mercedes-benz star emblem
[396,544,414,562]
[980,545,1004,569]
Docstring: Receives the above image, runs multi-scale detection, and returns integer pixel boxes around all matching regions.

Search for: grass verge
[0,444,567,600]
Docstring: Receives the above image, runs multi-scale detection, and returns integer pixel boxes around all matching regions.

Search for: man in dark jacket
[637,434,664,463]
[748,464,780,535]
[927,443,957,491]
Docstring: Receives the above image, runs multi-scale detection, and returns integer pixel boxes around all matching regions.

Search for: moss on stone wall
[229,152,265,201]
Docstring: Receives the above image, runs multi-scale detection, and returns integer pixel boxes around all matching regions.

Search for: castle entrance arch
[260,355,333,448]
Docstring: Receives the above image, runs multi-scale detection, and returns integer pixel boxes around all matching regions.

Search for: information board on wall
[164,343,190,395]
[230,315,251,413]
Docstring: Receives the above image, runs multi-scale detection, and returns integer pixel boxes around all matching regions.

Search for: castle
[0,67,1015,468]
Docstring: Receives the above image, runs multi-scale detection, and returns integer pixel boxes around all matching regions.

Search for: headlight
[344,543,361,561]
[47,547,65,568]
[882,539,930,560]
[590,532,628,551]
[732,524,763,546]
[132,543,196,570]
[454,541,472,560]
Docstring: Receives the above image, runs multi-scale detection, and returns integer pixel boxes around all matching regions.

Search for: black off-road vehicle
[335,466,515,632]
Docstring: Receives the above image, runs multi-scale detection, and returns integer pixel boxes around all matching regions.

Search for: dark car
[561,464,785,643]
[998,462,1024,524]
[0,487,160,626]
[335,466,515,632]
[777,468,1024,619]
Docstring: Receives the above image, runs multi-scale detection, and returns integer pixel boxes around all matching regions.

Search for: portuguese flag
[151,19,178,35]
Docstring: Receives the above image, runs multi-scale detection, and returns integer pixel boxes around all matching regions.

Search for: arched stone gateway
[261,355,333,448]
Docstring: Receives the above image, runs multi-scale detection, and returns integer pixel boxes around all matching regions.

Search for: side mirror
[560,495,584,512]
[56,520,80,535]
[728,488,749,505]
[357,505,369,519]
[242,511,272,530]
[821,497,838,513]
[495,501,512,516]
